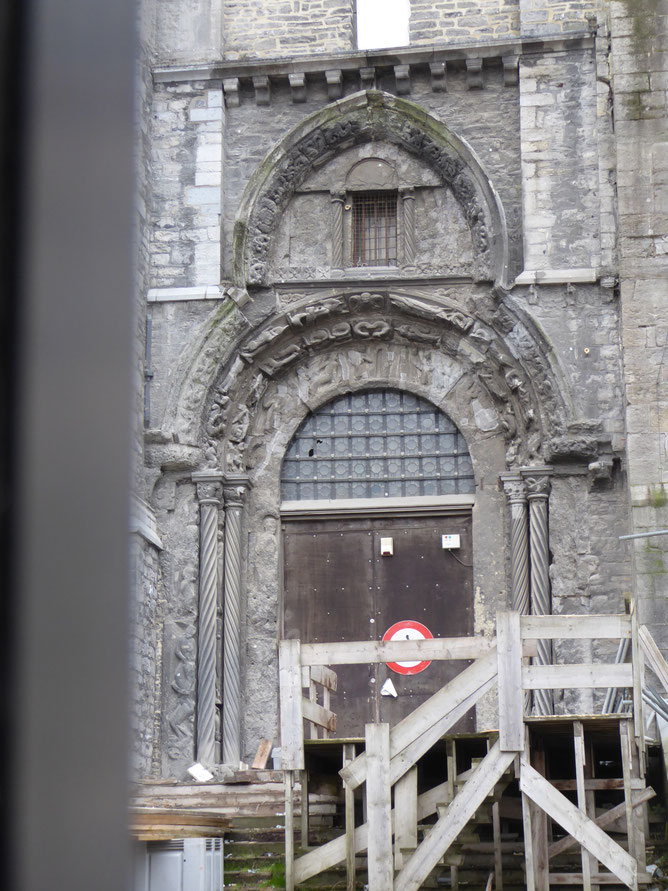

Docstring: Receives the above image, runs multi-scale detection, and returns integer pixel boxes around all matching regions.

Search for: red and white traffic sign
[383,620,433,675]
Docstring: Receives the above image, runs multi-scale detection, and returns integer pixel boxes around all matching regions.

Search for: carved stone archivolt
[199,289,568,480]
[234,90,509,289]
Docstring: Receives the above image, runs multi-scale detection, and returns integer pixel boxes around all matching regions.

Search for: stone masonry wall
[611,0,668,650]
[223,0,355,60]
[409,0,520,46]
[519,0,597,37]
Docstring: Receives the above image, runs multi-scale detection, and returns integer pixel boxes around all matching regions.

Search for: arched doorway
[280,388,476,736]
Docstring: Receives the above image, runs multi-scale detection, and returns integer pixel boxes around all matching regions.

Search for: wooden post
[285,771,295,891]
[531,745,549,891]
[620,720,636,866]
[394,766,418,870]
[365,723,393,891]
[631,606,645,765]
[343,743,356,891]
[573,722,592,891]
[300,769,309,850]
[279,640,305,771]
[522,790,537,891]
[497,611,524,751]
[492,800,504,891]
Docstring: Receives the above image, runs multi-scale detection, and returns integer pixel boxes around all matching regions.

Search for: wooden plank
[309,664,338,691]
[497,611,524,752]
[279,640,305,771]
[252,738,273,770]
[619,721,636,864]
[394,767,418,870]
[519,759,638,890]
[631,609,644,753]
[365,723,393,891]
[548,874,645,885]
[520,615,631,640]
[547,788,654,856]
[531,747,549,891]
[343,744,356,891]
[300,636,493,666]
[638,625,668,692]
[492,801,504,891]
[552,778,645,792]
[302,697,337,733]
[285,770,295,891]
[522,663,633,690]
[300,769,309,850]
[394,743,516,891]
[294,779,450,884]
[573,722,592,891]
[341,649,498,789]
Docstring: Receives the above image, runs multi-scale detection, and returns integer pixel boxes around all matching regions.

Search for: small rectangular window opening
[356,0,410,50]
[352,191,398,267]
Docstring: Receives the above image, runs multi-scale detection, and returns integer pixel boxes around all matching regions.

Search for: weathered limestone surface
[130,0,668,775]
[611,0,668,650]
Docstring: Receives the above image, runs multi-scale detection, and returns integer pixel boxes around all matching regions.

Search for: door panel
[282,512,473,737]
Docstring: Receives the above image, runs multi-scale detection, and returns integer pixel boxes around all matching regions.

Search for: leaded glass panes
[281,389,475,501]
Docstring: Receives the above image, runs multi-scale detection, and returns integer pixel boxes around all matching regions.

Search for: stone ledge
[147,285,223,302]
[514,267,600,285]
[153,32,594,85]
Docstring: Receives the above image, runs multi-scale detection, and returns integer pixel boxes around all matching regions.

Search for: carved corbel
[289,72,306,103]
[502,55,519,87]
[466,58,483,90]
[360,67,375,90]
[325,69,343,100]
[253,75,271,106]
[394,64,411,95]
[429,61,446,92]
[223,77,240,108]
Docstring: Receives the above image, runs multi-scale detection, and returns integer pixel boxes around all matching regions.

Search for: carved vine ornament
[201,290,565,476]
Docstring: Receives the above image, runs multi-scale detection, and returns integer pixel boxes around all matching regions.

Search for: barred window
[281,389,475,501]
[352,191,398,267]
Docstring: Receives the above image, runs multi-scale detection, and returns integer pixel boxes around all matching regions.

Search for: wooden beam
[394,767,418,870]
[252,738,273,769]
[299,636,493,666]
[279,640,305,771]
[573,722,592,891]
[365,724,393,891]
[294,779,450,883]
[548,788,655,858]
[638,625,668,692]
[551,778,645,792]
[520,615,631,640]
[285,770,296,891]
[302,698,336,733]
[522,663,633,690]
[619,721,636,863]
[394,743,516,891]
[497,611,524,752]
[309,664,338,691]
[341,649,498,789]
[519,759,638,890]
[631,608,645,753]
[343,743,356,891]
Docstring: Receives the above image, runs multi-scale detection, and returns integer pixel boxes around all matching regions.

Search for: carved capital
[193,471,224,505]
[223,474,252,509]
[500,472,527,503]
[521,466,553,499]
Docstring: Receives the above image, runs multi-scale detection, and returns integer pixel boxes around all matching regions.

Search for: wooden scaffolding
[278,609,668,890]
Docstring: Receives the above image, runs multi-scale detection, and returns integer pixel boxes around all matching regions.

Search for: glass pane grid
[281,390,474,500]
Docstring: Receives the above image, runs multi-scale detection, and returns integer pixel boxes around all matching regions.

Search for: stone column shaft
[330,191,345,269]
[501,473,530,615]
[222,475,251,766]
[193,472,223,765]
[401,188,416,266]
[523,468,554,715]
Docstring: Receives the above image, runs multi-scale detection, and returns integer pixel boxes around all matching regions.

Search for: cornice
[153,32,594,85]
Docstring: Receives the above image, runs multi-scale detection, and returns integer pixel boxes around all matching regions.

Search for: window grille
[352,191,398,266]
[281,390,475,501]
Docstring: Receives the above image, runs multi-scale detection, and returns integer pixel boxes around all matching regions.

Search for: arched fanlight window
[281,389,474,501]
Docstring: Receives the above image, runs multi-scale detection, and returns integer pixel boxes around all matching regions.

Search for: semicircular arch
[233,90,509,289]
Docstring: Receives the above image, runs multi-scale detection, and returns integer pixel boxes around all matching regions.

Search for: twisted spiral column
[193,472,223,765]
[401,188,416,266]
[500,473,529,615]
[330,191,345,268]
[523,468,554,715]
[222,475,251,766]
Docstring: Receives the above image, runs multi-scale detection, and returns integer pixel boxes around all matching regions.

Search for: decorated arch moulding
[189,288,574,484]
[232,90,510,291]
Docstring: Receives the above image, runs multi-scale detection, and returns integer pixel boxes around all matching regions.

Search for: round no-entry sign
[383,620,434,675]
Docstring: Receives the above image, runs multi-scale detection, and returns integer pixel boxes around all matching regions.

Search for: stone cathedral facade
[131,0,668,782]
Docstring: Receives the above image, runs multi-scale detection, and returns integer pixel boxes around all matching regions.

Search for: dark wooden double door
[282,512,474,737]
